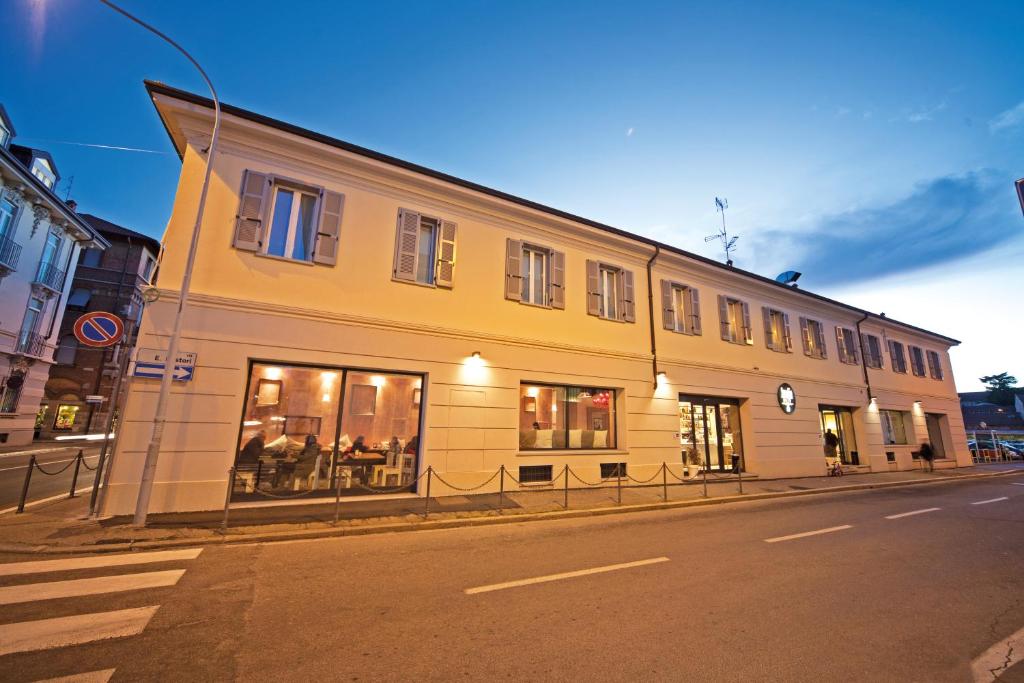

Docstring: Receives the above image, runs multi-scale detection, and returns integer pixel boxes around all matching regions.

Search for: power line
[18,138,171,155]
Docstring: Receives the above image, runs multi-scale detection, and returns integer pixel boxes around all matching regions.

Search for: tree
[979,372,1018,405]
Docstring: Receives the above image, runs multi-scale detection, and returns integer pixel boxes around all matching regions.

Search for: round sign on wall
[73,311,125,348]
[777,383,796,414]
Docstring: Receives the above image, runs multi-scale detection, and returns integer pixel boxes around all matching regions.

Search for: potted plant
[685,451,703,478]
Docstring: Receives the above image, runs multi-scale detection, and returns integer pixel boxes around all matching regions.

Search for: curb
[1,469,1021,556]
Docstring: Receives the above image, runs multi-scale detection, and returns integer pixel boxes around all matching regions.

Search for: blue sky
[3,0,1022,390]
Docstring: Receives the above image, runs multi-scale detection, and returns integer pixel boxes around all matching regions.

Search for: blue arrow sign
[132,362,194,382]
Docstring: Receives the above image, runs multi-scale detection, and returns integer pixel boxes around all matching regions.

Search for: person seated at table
[343,435,368,458]
[403,435,419,454]
[275,435,324,487]
[238,430,266,464]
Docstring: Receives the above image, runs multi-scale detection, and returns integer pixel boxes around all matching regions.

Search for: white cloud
[905,100,947,123]
[989,101,1024,132]
[626,127,635,137]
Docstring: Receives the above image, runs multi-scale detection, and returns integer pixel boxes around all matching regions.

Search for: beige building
[0,104,108,446]
[100,82,970,515]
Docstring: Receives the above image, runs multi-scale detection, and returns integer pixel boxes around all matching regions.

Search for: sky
[2,0,1022,391]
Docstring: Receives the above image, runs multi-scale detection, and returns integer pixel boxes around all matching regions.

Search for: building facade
[38,215,159,439]
[0,105,108,446]
[100,83,971,515]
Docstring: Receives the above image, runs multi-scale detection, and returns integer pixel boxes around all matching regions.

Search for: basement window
[600,462,627,479]
[518,465,553,484]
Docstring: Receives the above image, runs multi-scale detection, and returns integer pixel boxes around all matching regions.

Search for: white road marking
[0,487,93,515]
[885,507,941,520]
[764,525,853,543]
[465,557,670,595]
[971,497,1009,506]
[0,548,202,577]
[0,447,83,459]
[35,669,117,683]
[1011,483,1024,486]
[971,624,1024,681]
[0,606,158,656]
[0,455,99,473]
[0,569,185,605]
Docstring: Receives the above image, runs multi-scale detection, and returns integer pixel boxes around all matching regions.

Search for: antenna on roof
[62,175,74,202]
[705,197,738,266]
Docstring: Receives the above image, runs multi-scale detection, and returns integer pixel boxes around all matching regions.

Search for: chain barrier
[665,467,694,483]
[33,458,78,476]
[348,469,428,495]
[625,468,664,485]
[431,468,501,493]
[80,456,99,471]
[567,468,606,488]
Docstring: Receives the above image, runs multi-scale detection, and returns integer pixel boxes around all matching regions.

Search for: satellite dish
[775,271,802,285]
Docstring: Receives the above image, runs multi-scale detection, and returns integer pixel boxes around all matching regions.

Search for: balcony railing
[15,331,47,358]
[0,234,21,274]
[33,261,65,294]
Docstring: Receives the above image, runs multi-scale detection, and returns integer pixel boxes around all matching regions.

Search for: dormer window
[0,122,9,148]
[31,158,56,189]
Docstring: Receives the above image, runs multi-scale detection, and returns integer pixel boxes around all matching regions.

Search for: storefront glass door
[925,413,947,459]
[819,406,858,465]
[679,395,743,472]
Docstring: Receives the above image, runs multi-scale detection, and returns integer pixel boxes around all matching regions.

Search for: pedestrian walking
[920,441,935,472]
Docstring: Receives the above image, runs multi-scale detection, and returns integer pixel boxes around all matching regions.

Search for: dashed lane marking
[465,557,670,595]
[0,548,203,577]
[764,525,853,543]
[885,507,942,519]
[0,606,158,656]
[0,569,185,606]
[971,497,1009,506]
[34,669,117,683]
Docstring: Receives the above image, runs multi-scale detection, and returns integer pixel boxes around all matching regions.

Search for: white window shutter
[762,307,775,350]
[233,170,269,251]
[800,317,811,356]
[313,190,344,266]
[661,280,675,331]
[783,313,793,352]
[393,209,420,281]
[718,295,730,341]
[689,287,702,335]
[621,269,636,323]
[550,250,565,309]
[586,260,600,316]
[741,302,753,344]
[435,219,457,288]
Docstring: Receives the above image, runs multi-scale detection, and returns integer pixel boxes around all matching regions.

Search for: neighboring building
[38,215,160,439]
[100,82,971,515]
[959,391,1024,431]
[0,104,109,446]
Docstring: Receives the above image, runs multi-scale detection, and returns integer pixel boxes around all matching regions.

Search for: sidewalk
[1,463,1021,555]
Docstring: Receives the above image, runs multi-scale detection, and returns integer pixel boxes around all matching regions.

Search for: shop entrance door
[819,406,858,465]
[679,396,743,471]
[925,413,947,459]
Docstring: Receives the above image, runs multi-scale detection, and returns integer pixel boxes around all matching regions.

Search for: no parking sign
[73,311,124,348]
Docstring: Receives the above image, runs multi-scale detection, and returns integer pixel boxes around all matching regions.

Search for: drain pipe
[855,312,873,403]
[646,245,661,387]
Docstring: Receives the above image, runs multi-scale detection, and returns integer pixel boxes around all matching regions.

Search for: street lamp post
[98,0,221,526]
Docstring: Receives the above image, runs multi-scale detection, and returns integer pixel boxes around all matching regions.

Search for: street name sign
[132,348,197,382]
[73,312,124,348]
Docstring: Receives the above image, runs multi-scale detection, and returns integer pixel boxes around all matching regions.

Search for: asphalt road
[0,445,102,512]
[1,474,1023,682]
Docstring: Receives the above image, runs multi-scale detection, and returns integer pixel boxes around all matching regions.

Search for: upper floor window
[880,409,910,445]
[231,170,343,266]
[0,197,17,240]
[799,317,828,359]
[586,260,635,322]
[835,327,860,365]
[38,230,63,271]
[504,239,565,308]
[0,122,10,148]
[926,350,944,380]
[31,158,56,189]
[67,288,91,308]
[80,248,102,268]
[393,208,457,288]
[55,335,78,365]
[862,333,884,368]
[717,295,752,345]
[140,254,156,282]
[763,307,793,352]
[661,281,701,335]
[888,339,908,374]
[909,345,926,377]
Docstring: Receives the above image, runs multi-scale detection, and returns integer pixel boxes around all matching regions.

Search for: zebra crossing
[0,547,202,678]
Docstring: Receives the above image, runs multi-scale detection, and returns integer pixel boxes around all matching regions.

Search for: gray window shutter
[313,190,344,266]
[741,302,753,344]
[800,317,811,355]
[689,287,702,335]
[586,260,600,316]
[815,322,828,359]
[661,280,675,331]
[848,330,860,364]
[762,307,775,350]
[550,250,565,309]
[505,239,523,301]
[718,295,730,341]
[435,219,457,288]
[621,269,636,322]
[782,313,793,352]
[233,170,269,251]
[835,327,847,363]
[393,209,420,281]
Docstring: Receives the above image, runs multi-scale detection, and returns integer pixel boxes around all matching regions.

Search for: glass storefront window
[234,363,423,500]
[679,395,743,471]
[519,383,616,450]
[53,404,79,431]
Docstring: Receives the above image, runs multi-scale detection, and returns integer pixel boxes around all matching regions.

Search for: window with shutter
[888,340,907,373]
[665,281,698,334]
[661,280,676,331]
[909,346,926,377]
[926,350,944,380]
[741,302,753,344]
[800,318,827,359]
[313,190,344,266]
[762,308,792,352]
[233,170,270,252]
[718,295,732,341]
[505,239,523,301]
[393,209,456,287]
[688,287,702,335]
[435,220,457,288]
[393,209,421,282]
[621,270,635,323]
[862,333,883,368]
[835,327,859,364]
[521,245,549,306]
[550,250,565,309]
[718,296,751,345]
[586,260,601,316]
[600,266,619,320]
